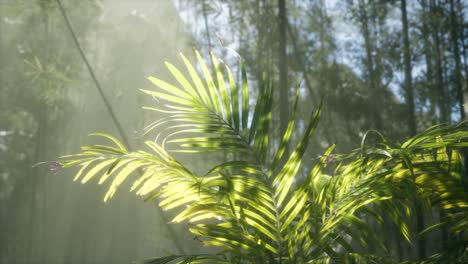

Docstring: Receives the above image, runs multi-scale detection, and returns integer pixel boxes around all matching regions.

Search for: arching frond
[141,51,275,165]
[57,52,468,263]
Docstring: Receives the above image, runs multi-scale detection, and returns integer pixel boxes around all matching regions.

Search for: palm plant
[57,52,467,263]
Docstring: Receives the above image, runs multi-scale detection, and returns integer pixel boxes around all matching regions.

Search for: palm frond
[141,51,276,163]
[57,52,468,263]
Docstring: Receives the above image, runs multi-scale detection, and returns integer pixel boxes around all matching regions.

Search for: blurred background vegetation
[0,0,466,263]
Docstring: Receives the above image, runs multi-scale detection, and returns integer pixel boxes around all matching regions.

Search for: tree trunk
[460,0,468,100]
[449,0,465,119]
[202,0,213,51]
[420,0,436,123]
[278,0,289,148]
[402,0,426,260]
[358,0,381,130]
[401,0,416,135]
[430,0,448,123]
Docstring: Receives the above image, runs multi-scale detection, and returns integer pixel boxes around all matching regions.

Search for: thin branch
[55,0,128,148]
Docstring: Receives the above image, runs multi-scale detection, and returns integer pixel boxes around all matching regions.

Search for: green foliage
[57,52,468,263]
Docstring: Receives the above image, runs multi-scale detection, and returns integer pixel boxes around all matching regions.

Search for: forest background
[0,0,467,263]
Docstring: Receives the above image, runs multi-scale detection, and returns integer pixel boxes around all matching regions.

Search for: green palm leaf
[56,52,468,263]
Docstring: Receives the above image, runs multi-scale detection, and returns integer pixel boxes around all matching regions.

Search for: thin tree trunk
[358,0,381,130]
[202,1,212,51]
[278,0,289,148]
[456,0,468,195]
[277,1,288,260]
[430,0,448,123]
[27,3,51,261]
[460,0,468,99]
[316,0,335,146]
[256,1,264,88]
[401,0,425,259]
[449,0,465,119]
[401,0,416,135]
[370,0,386,113]
[420,0,436,123]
